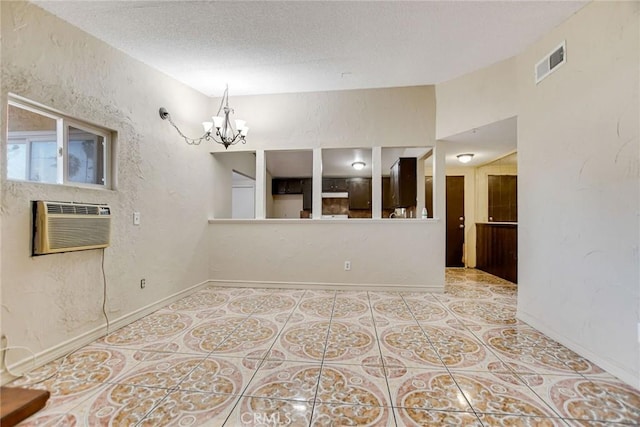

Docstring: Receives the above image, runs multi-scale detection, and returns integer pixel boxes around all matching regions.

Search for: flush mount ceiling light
[456,153,474,164]
[351,161,366,170]
[159,85,248,149]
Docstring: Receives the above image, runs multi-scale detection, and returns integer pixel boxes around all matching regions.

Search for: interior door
[446,176,465,267]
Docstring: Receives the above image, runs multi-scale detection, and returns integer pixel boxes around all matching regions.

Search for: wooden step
[0,386,50,427]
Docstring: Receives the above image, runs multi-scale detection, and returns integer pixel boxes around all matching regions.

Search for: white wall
[209,220,444,291]
[516,1,639,387]
[1,2,213,380]
[208,86,446,291]
[436,56,517,140]
[223,86,436,150]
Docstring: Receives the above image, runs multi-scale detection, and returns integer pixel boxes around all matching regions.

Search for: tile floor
[9,268,640,426]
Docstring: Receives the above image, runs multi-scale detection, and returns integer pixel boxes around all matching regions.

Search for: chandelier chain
[164,112,207,145]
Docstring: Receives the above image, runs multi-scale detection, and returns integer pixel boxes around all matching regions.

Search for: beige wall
[222,86,437,150]
[436,56,517,140]
[208,220,444,291]
[207,87,446,292]
[516,1,639,388]
[1,2,213,380]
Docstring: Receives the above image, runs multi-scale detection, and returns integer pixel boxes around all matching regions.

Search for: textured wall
[516,1,639,388]
[208,220,444,290]
[1,2,213,374]
[220,86,436,151]
[435,56,517,140]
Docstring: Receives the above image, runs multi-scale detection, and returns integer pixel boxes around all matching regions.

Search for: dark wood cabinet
[488,175,518,222]
[348,178,371,210]
[382,177,393,210]
[390,157,417,208]
[272,178,303,195]
[476,223,518,283]
[302,178,312,210]
[322,178,349,192]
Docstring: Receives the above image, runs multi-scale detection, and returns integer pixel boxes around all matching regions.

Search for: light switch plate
[133,212,141,225]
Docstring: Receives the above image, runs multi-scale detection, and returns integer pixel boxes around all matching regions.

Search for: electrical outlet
[344,261,351,271]
[133,212,141,225]
[140,279,146,289]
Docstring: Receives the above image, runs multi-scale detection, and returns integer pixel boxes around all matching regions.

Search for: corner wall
[1,2,213,380]
[516,1,639,387]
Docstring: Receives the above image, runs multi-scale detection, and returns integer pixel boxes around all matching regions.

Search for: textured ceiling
[33,0,587,97]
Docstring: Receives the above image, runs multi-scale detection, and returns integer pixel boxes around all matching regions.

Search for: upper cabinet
[348,178,372,210]
[322,178,349,193]
[272,178,303,195]
[390,157,417,208]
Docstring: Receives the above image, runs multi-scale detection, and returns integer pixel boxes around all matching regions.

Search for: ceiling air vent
[535,41,566,84]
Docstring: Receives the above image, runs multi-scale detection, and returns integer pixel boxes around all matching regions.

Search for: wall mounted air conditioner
[32,201,111,255]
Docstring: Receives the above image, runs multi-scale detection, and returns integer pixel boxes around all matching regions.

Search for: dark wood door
[424,177,433,218]
[446,176,465,267]
[348,178,371,210]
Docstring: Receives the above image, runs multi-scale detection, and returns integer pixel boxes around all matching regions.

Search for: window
[7,98,112,188]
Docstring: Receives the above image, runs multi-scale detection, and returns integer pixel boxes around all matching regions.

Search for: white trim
[208,218,441,224]
[518,311,639,389]
[0,280,209,386]
[206,279,444,293]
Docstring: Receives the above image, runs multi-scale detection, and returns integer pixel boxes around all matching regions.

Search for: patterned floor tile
[394,407,482,427]
[137,389,239,426]
[388,369,474,412]
[315,364,391,407]
[448,371,559,418]
[10,269,640,426]
[207,316,281,358]
[269,321,331,362]
[311,403,394,426]
[476,413,567,426]
[244,362,322,401]
[64,383,171,426]
[533,376,640,425]
[110,354,206,390]
[226,396,313,427]
[378,324,446,369]
[174,355,249,395]
[323,321,379,364]
[95,311,194,349]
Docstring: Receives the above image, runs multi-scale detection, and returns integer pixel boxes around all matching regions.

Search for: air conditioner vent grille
[47,218,111,249]
[34,201,111,255]
[46,202,99,215]
[535,41,566,84]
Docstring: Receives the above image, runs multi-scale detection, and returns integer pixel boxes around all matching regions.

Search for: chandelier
[159,85,248,149]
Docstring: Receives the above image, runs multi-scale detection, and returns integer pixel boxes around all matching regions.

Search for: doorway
[425,175,466,267]
[231,171,255,219]
[446,176,465,267]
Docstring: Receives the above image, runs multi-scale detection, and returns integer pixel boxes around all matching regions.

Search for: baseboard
[0,280,210,386]
[206,279,444,293]
[517,311,640,389]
